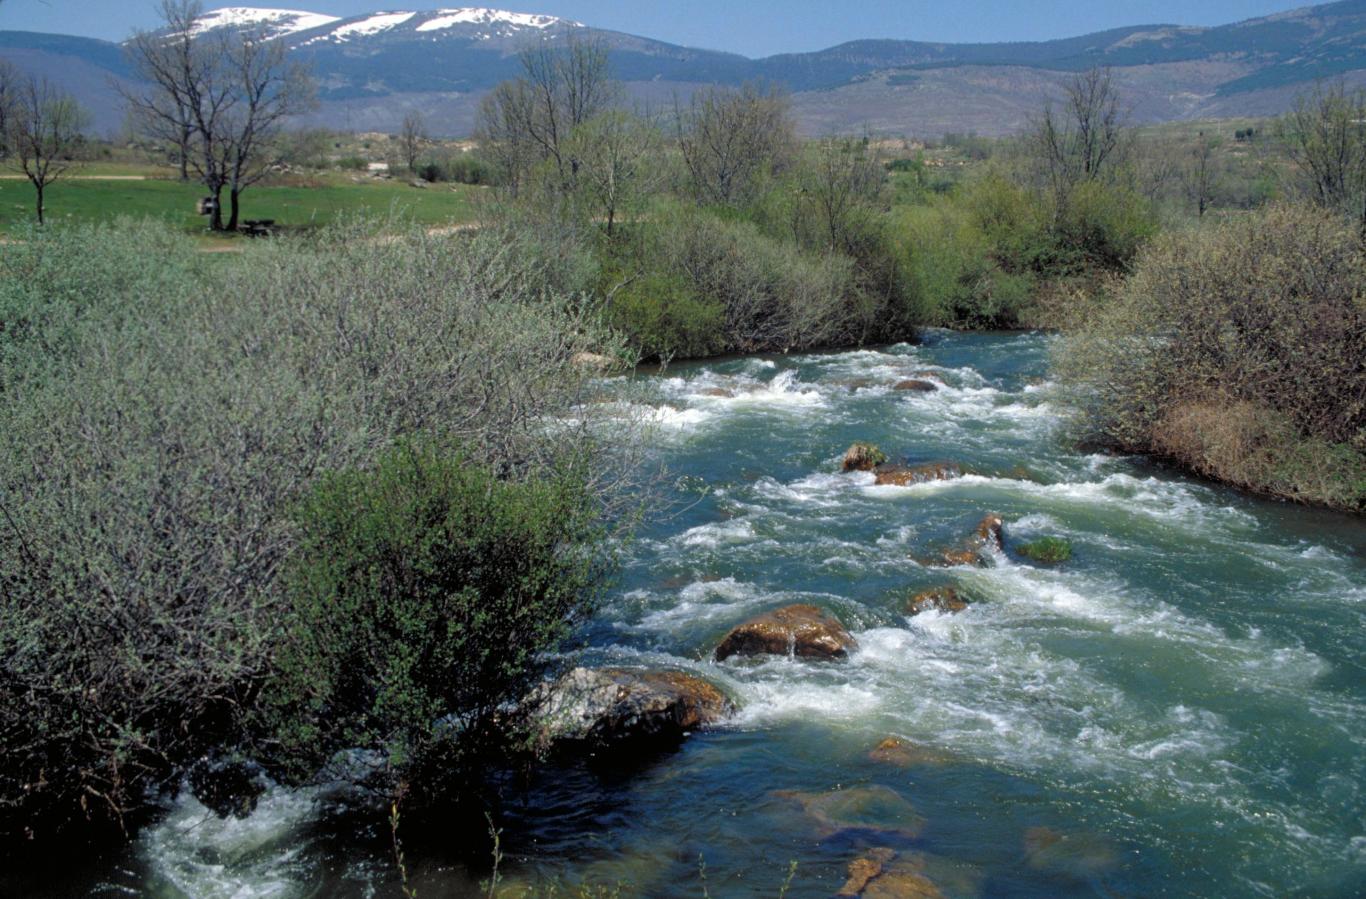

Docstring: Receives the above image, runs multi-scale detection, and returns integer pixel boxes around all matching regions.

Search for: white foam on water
[140,783,322,899]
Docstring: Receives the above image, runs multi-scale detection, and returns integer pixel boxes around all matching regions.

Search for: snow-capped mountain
[190,6,582,46]
[4,2,1365,137]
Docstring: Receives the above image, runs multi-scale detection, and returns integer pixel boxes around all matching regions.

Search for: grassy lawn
[0,175,484,236]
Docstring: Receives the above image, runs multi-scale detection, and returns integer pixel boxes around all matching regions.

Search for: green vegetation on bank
[0,218,632,844]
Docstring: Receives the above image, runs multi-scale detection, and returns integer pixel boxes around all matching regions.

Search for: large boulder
[715,604,857,661]
[532,667,734,749]
[842,443,889,472]
[906,586,968,616]
[874,462,964,487]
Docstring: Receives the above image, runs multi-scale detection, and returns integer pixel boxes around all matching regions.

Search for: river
[57,332,1366,897]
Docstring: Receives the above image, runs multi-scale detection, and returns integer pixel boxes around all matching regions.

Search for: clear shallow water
[41,333,1366,897]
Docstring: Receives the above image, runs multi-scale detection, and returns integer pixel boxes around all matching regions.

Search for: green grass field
[0,173,484,237]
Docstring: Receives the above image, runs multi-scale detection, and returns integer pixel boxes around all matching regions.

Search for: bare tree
[398,110,426,174]
[123,1,314,230]
[1030,67,1127,203]
[122,1,203,181]
[475,35,616,193]
[1281,81,1366,235]
[0,59,18,160]
[676,82,795,207]
[799,136,886,251]
[565,109,660,235]
[5,76,89,224]
[1182,133,1219,218]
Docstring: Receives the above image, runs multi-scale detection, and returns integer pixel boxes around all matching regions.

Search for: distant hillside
[2,2,1364,136]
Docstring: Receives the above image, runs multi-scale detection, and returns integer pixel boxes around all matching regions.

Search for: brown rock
[874,463,964,487]
[975,514,1005,551]
[836,847,897,897]
[916,513,1006,568]
[836,851,950,899]
[906,587,968,616]
[699,387,734,398]
[843,443,889,472]
[532,667,734,748]
[869,737,956,768]
[715,604,857,661]
[893,379,939,393]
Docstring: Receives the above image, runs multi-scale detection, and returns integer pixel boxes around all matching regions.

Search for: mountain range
[2,2,1365,137]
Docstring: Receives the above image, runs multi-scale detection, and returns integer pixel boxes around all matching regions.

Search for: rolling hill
[2,2,1364,136]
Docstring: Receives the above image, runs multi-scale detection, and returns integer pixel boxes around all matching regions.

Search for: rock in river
[906,586,968,616]
[869,737,957,768]
[533,667,734,748]
[918,514,1006,567]
[843,443,889,472]
[874,462,964,487]
[775,785,926,841]
[893,379,939,393]
[715,604,857,661]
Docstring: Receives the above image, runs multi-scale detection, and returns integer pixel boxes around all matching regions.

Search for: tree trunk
[209,184,225,231]
[227,188,241,232]
[35,182,44,226]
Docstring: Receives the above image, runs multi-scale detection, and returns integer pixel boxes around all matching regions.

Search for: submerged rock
[699,387,735,398]
[843,443,889,472]
[906,587,968,616]
[775,785,925,840]
[893,379,939,393]
[532,667,734,748]
[869,737,956,768]
[837,847,898,896]
[874,463,964,487]
[715,604,857,661]
[1023,826,1120,878]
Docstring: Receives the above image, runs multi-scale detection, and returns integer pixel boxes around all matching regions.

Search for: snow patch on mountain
[192,7,340,37]
[415,8,576,33]
[328,11,419,41]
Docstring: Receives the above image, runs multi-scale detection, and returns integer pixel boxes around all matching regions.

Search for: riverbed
[62,332,1366,897]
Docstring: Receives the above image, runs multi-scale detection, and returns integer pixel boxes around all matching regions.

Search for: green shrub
[0,219,628,843]
[1057,203,1366,510]
[336,155,369,171]
[1017,537,1074,564]
[261,443,611,789]
[1047,181,1158,275]
[603,267,725,360]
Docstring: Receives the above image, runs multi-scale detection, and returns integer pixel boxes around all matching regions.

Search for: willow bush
[0,219,630,843]
[1056,204,1366,510]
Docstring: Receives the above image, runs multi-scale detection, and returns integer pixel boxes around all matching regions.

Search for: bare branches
[676,83,795,207]
[4,75,89,224]
[1280,81,1366,235]
[398,110,426,174]
[1030,67,1127,203]
[122,2,315,230]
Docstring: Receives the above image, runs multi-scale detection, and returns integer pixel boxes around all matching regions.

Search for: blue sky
[0,0,1319,56]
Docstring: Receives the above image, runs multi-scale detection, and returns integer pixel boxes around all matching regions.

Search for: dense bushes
[1056,204,1366,509]
[603,206,867,358]
[0,220,628,843]
[261,443,611,790]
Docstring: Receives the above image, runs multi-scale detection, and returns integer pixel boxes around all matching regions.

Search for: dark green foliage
[261,443,610,787]
[336,155,369,171]
[418,154,494,185]
[1017,537,1074,564]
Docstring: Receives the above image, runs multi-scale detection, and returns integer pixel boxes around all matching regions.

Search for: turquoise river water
[37,332,1366,898]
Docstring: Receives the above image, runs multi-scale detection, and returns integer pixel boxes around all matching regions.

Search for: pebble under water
[47,332,1366,898]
